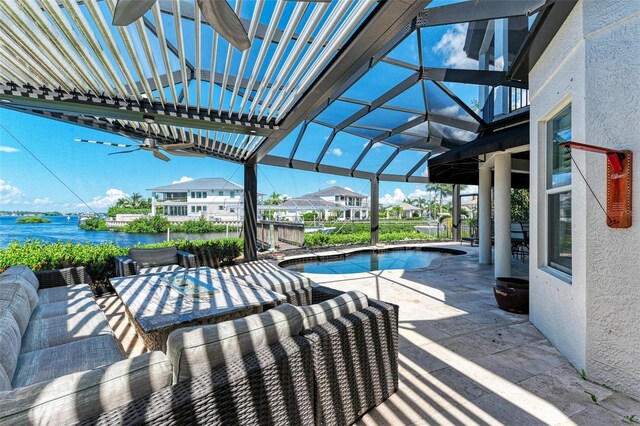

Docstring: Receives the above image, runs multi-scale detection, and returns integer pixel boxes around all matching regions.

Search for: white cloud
[330,148,343,157]
[0,146,19,153]
[172,176,193,184]
[0,179,23,205]
[32,197,53,206]
[433,24,478,69]
[326,179,337,185]
[83,188,128,209]
[408,188,429,199]
[380,188,406,205]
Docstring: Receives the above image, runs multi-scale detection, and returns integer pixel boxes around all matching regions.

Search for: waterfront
[0,216,239,248]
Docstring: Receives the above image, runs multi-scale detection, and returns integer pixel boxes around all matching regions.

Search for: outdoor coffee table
[109,267,287,351]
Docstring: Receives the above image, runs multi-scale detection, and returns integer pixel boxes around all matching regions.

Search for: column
[479,166,492,264]
[151,192,157,215]
[493,18,510,115]
[370,177,379,245]
[452,184,461,242]
[494,153,511,277]
[243,164,258,261]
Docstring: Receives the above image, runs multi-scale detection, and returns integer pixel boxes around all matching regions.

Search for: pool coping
[277,242,470,273]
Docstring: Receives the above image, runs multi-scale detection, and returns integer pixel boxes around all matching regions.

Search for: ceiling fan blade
[74,139,133,148]
[162,143,195,151]
[108,148,141,155]
[198,0,251,51]
[112,0,157,26]
[152,150,171,162]
[168,150,207,158]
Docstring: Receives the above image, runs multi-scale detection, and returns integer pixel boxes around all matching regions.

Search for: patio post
[244,164,258,261]
[371,177,379,245]
[479,166,492,264]
[494,153,511,277]
[452,184,461,242]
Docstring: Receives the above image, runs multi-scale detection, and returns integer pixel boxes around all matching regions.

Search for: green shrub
[16,216,51,224]
[170,217,239,234]
[0,238,243,286]
[303,230,439,247]
[123,215,170,233]
[79,217,108,231]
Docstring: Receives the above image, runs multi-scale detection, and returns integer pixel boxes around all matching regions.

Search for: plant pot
[494,277,529,314]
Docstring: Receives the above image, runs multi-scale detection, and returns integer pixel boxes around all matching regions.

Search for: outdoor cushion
[0,265,39,291]
[37,283,93,304]
[0,363,10,391]
[0,283,32,334]
[0,312,21,383]
[21,308,113,353]
[0,274,39,312]
[12,335,124,388]
[138,264,184,275]
[221,259,281,276]
[239,269,312,294]
[297,290,369,330]
[31,295,97,320]
[166,303,304,384]
[0,351,172,425]
[128,247,178,268]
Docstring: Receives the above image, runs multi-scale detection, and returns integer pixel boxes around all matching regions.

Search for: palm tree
[390,205,403,219]
[265,191,283,206]
[414,197,427,216]
[426,184,452,214]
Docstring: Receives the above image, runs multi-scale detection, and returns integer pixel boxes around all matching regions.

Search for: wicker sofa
[115,247,198,277]
[1,266,398,425]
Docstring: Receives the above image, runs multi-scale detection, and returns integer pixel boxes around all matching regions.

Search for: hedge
[304,231,440,247]
[0,238,243,286]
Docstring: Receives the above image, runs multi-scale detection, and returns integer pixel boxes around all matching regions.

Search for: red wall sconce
[559,142,632,228]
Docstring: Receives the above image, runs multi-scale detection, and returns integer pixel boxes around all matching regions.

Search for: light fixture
[143,114,155,124]
[0,99,12,104]
[249,129,257,134]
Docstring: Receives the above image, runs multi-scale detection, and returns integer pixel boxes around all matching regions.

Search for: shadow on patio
[304,245,639,425]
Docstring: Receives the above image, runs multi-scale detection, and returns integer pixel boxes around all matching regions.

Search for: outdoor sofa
[0,265,398,425]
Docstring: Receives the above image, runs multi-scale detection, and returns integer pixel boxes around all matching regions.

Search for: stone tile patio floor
[97,243,640,425]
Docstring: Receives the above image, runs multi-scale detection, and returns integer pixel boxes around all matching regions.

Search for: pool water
[283,249,458,274]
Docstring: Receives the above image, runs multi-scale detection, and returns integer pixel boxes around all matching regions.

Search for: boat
[304,226,336,235]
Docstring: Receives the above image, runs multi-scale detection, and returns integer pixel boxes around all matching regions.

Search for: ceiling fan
[74,137,207,162]
[112,0,251,51]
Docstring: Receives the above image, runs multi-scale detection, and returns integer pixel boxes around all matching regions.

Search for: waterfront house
[266,186,368,222]
[148,178,263,222]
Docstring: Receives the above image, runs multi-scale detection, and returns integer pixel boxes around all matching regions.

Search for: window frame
[544,103,573,278]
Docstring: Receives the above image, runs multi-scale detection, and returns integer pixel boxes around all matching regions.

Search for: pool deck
[98,242,640,425]
[300,242,640,426]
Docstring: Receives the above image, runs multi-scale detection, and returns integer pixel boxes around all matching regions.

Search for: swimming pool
[281,247,464,274]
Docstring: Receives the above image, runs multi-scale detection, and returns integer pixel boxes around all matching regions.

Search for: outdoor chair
[511,222,529,262]
[115,246,197,277]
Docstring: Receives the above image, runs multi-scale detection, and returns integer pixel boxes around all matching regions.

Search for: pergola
[0,0,575,261]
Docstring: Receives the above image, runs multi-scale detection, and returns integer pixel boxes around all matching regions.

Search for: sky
[0,1,482,213]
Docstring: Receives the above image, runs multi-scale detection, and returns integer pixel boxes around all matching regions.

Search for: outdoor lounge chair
[115,246,197,277]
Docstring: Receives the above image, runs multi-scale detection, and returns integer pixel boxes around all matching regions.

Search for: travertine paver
[301,243,640,426]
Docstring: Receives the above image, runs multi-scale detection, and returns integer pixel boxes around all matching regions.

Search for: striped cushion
[240,269,312,294]
[297,291,369,330]
[0,265,39,291]
[0,283,32,334]
[12,335,124,388]
[138,264,184,275]
[0,352,171,425]
[21,308,113,353]
[37,284,93,305]
[166,303,304,384]
[0,312,21,383]
[221,259,281,276]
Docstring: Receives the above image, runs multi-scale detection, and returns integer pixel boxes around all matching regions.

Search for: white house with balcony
[148,178,262,222]
[264,186,368,221]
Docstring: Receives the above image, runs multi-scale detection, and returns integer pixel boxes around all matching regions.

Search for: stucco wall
[582,0,640,399]
[529,1,587,371]
[530,0,640,399]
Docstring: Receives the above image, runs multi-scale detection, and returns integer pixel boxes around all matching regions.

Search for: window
[191,206,196,213]
[230,191,235,199]
[219,206,224,211]
[218,191,224,196]
[546,104,572,275]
